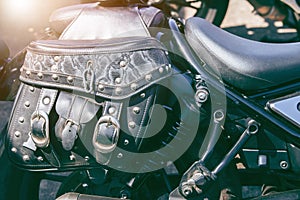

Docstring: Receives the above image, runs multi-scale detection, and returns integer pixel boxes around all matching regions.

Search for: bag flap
[20,37,172,100]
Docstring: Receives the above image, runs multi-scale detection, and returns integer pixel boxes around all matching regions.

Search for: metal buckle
[30,110,50,148]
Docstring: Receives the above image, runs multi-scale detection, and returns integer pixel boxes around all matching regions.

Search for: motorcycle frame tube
[168,18,300,146]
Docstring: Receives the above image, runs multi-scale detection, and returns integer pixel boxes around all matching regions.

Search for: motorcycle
[0,0,300,200]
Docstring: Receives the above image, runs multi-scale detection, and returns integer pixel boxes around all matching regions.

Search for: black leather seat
[185,17,300,92]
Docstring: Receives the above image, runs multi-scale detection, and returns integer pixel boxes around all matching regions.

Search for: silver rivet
[67,76,74,84]
[165,51,169,55]
[37,72,43,79]
[84,156,90,161]
[11,147,17,153]
[19,117,25,123]
[25,70,31,77]
[133,107,140,114]
[51,65,58,71]
[115,77,122,84]
[24,101,30,108]
[115,88,122,95]
[29,87,35,92]
[280,161,289,169]
[82,183,88,188]
[120,60,127,67]
[42,97,51,105]
[165,64,171,72]
[131,83,138,91]
[108,106,116,114]
[145,74,152,81]
[52,74,59,81]
[15,131,21,137]
[54,56,61,62]
[124,139,129,145]
[37,156,44,162]
[117,153,123,158]
[70,154,76,161]
[140,93,146,98]
[158,67,164,73]
[98,84,104,92]
[128,121,136,129]
[23,155,30,162]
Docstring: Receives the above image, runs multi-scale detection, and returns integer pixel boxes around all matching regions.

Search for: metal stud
[165,51,169,55]
[54,56,61,62]
[67,76,74,84]
[42,96,51,105]
[158,67,164,74]
[29,86,35,92]
[98,84,104,92]
[37,156,44,162]
[120,60,127,68]
[51,65,58,71]
[140,93,146,98]
[84,156,90,161]
[115,87,122,95]
[131,83,138,91]
[23,155,30,162]
[108,106,116,114]
[115,77,122,84]
[15,131,21,137]
[145,74,152,82]
[117,153,123,158]
[52,74,59,81]
[11,147,17,153]
[19,117,25,124]
[128,121,136,129]
[124,139,129,146]
[133,107,140,114]
[70,154,76,161]
[25,70,31,77]
[24,101,30,108]
[37,72,43,79]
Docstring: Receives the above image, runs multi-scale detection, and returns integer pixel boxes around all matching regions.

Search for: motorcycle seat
[185,17,300,93]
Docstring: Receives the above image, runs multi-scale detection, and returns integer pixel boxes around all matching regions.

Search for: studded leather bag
[7,36,172,170]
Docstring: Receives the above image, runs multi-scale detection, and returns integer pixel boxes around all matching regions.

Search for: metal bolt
[25,70,31,77]
[84,156,90,161]
[280,161,288,169]
[140,93,146,98]
[82,183,88,188]
[182,185,193,197]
